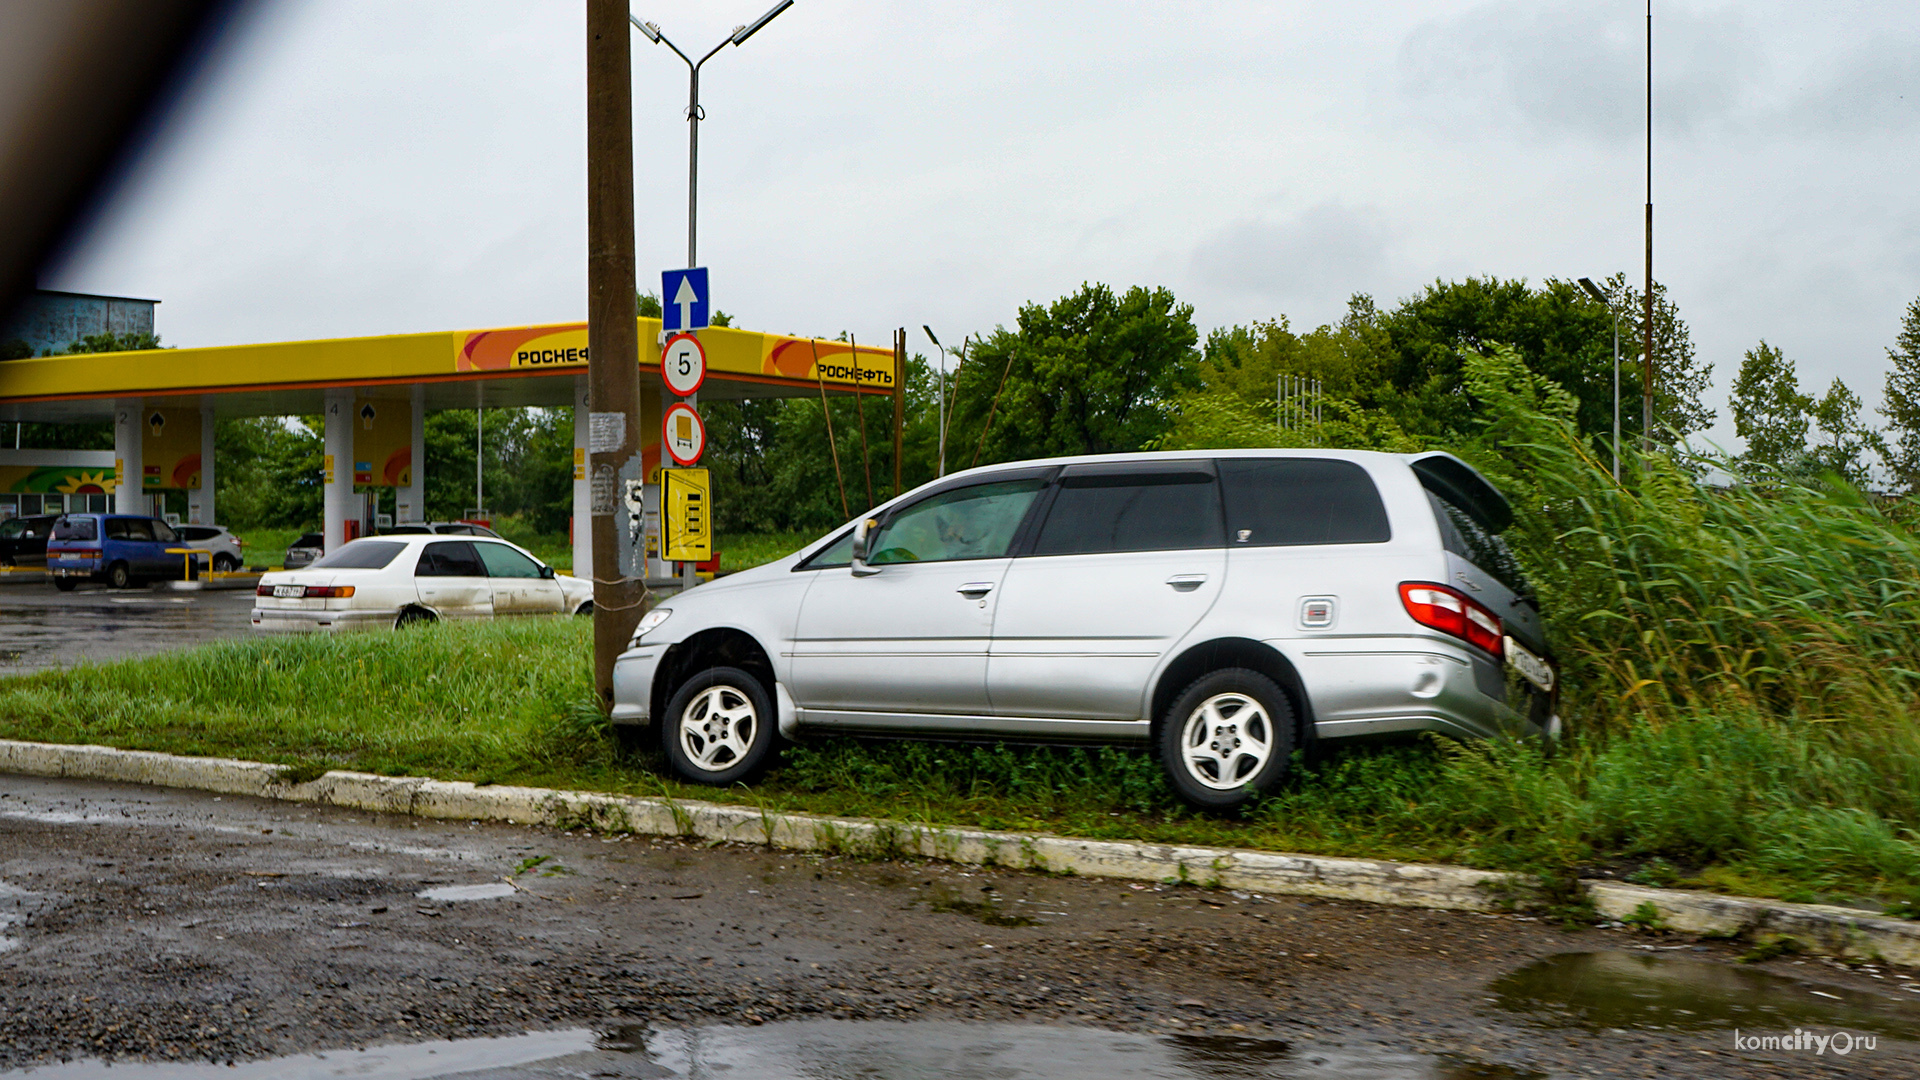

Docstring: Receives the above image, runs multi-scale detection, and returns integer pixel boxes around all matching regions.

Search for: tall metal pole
[587,0,648,707]
[924,325,947,477]
[1642,0,1655,455]
[686,63,701,267]
[1612,312,1622,481]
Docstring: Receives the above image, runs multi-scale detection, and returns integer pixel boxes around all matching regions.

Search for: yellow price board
[662,468,711,563]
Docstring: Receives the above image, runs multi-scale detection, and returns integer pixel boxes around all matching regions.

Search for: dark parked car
[46,513,205,590]
[382,521,503,539]
[0,514,58,567]
[283,532,325,569]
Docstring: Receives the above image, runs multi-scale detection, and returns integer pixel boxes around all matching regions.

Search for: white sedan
[251,534,593,632]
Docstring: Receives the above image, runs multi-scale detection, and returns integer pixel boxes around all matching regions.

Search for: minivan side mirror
[850,518,881,577]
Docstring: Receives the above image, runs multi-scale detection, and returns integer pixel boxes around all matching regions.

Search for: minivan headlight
[630,607,671,646]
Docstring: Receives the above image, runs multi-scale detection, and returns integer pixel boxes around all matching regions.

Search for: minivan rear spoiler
[1408,453,1513,532]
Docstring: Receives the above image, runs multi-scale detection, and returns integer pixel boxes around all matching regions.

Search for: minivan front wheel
[662,666,779,786]
[1158,668,1295,813]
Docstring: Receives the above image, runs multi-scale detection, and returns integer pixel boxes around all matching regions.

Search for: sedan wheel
[662,666,779,786]
[1158,668,1294,813]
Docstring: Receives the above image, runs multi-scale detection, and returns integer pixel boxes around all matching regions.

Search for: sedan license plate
[273,584,305,599]
[1504,636,1554,693]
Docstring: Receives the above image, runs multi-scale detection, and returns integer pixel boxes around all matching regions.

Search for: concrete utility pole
[586,0,648,706]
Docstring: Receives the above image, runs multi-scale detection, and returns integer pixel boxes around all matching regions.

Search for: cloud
[1189,203,1392,310]
[1780,37,1920,135]
[1397,1,1761,142]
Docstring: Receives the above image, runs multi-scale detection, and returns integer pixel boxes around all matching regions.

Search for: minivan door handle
[1165,574,1208,591]
[956,582,995,598]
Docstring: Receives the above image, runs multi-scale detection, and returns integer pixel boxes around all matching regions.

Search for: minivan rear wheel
[106,561,132,589]
[1157,668,1295,813]
[661,666,779,786]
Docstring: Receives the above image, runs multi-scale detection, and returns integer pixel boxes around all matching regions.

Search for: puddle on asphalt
[1491,950,1920,1041]
[417,882,517,902]
[0,1020,1541,1079]
[0,882,32,953]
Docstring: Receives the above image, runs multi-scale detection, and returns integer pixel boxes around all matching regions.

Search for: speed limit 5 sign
[661,333,706,397]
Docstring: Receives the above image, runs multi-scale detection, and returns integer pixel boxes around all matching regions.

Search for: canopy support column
[322,388,354,552]
[188,401,214,525]
[114,399,143,515]
[397,385,425,523]
[573,375,591,580]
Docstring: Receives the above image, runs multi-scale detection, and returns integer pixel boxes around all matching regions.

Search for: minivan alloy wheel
[679,685,758,772]
[1179,692,1273,790]
[1157,667,1295,812]
[662,665,781,785]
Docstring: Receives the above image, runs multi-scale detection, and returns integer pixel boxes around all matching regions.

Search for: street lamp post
[632,1,793,270]
[1578,277,1623,482]
[922,326,947,477]
[632,2,792,592]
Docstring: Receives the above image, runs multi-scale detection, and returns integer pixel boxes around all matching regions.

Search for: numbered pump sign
[660,333,706,397]
[663,401,706,466]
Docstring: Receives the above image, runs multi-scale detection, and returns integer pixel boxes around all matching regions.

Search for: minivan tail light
[62,548,102,559]
[1400,582,1501,655]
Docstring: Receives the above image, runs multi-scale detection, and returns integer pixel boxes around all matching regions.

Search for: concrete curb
[5,737,1917,966]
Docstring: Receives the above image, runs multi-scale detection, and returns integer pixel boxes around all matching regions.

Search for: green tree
[1598,274,1714,441]
[947,283,1200,465]
[52,330,164,355]
[213,417,322,530]
[1808,377,1882,485]
[1730,341,1812,474]
[1879,296,1920,492]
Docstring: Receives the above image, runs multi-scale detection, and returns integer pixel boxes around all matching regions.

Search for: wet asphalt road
[3,776,1917,1078]
[0,583,255,676]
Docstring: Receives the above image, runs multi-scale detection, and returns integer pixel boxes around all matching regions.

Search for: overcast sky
[45,0,1920,452]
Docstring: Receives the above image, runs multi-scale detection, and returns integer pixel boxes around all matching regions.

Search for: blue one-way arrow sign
[661,267,710,333]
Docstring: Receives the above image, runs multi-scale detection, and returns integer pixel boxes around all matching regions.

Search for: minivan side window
[1426,491,1530,595]
[1031,468,1224,556]
[1217,458,1391,547]
[797,530,856,570]
[867,478,1047,565]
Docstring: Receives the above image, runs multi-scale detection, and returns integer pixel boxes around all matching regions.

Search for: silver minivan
[611,449,1557,811]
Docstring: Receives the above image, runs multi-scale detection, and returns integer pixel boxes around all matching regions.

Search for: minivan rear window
[52,517,97,542]
[1427,491,1530,595]
[1217,458,1391,546]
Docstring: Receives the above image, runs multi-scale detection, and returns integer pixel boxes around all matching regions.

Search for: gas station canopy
[0,316,899,423]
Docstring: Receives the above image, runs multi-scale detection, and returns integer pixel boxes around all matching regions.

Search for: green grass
[4,617,1918,910]
[715,531,819,573]
[229,525,305,569]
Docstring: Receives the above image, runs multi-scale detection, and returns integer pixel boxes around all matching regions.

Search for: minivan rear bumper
[1281,635,1529,740]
